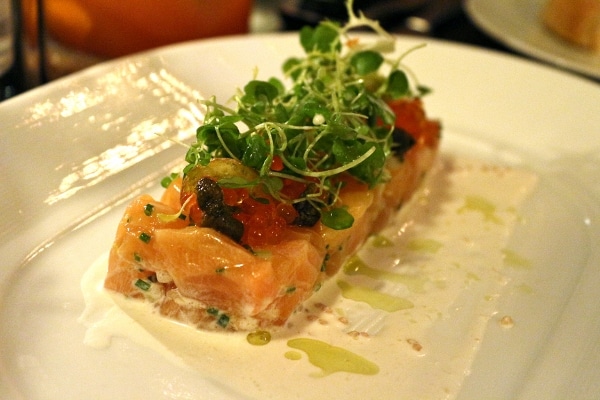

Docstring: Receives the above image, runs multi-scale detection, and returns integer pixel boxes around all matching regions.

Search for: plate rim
[464,0,600,79]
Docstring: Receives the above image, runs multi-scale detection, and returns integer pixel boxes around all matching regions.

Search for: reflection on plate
[464,0,600,79]
[0,33,599,399]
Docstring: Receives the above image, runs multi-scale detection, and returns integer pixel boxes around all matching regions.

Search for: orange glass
[22,0,254,81]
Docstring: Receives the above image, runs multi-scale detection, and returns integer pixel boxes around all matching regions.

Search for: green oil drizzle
[246,330,271,346]
[371,234,393,248]
[285,350,302,360]
[502,249,532,269]
[337,280,414,311]
[343,255,427,293]
[407,238,443,253]
[458,195,503,224]
[516,283,534,294]
[466,272,481,282]
[287,338,379,376]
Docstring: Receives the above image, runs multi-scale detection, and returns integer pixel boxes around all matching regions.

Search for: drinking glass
[21,0,254,83]
[0,0,12,77]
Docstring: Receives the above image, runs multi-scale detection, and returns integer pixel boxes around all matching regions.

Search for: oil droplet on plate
[337,280,414,312]
[502,249,532,269]
[343,255,427,293]
[458,195,503,224]
[371,234,393,248]
[246,330,271,346]
[287,338,379,376]
[466,272,480,282]
[285,350,302,360]
[407,238,443,253]
[516,283,534,294]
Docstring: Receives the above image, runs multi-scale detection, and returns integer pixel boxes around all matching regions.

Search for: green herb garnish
[217,314,230,328]
[143,203,154,216]
[206,307,231,328]
[134,279,151,291]
[286,286,297,294]
[182,0,427,230]
[161,172,180,188]
[207,307,219,316]
[139,232,151,243]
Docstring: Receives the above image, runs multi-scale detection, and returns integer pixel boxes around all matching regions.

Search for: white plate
[1,33,599,399]
[464,0,600,79]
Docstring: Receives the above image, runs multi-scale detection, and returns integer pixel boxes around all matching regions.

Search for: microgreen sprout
[182,0,427,229]
[157,196,193,223]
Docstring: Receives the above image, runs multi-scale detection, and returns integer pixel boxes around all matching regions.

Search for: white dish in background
[0,33,599,399]
[464,0,600,79]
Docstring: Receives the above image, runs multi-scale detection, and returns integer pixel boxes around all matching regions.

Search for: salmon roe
[222,187,299,247]
[182,178,310,248]
[387,98,441,148]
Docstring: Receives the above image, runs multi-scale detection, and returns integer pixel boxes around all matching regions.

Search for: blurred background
[0,0,594,101]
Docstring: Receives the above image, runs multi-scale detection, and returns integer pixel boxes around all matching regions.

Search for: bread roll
[542,0,600,51]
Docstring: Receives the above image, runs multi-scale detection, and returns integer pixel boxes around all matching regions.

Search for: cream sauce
[79,155,538,400]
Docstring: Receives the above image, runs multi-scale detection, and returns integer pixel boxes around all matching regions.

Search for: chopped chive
[139,232,151,243]
[143,203,154,216]
[217,314,230,328]
[321,253,330,272]
[286,286,297,294]
[134,279,151,291]
[161,172,180,188]
[134,252,142,262]
[207,307,219,316]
